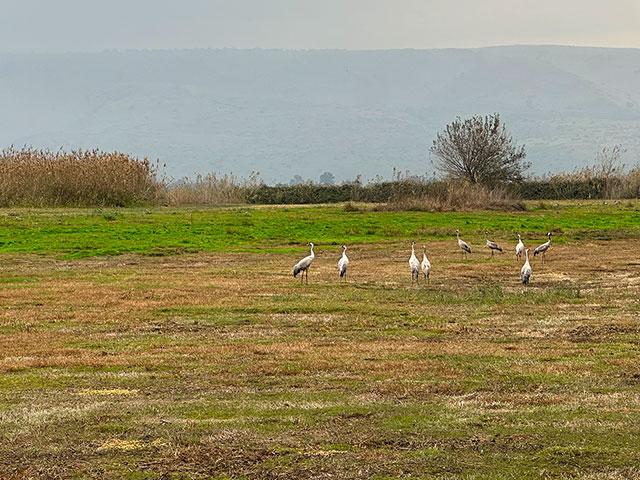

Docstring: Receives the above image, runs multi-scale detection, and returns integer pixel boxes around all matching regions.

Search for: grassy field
[0,201,639,258]
[1,202,640,479]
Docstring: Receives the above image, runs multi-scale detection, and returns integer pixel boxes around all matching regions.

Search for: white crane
[485,232,503,256]
[456,229,472,259]
[521,248,532,285]
[338,245,349,280]
[421,245,431,283]
[533,232,552,265]
[292,242,315,283]
[409,241,420,285]
[515,233,525,260]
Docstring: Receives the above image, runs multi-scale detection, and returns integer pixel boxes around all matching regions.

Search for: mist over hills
[1,45,639,183]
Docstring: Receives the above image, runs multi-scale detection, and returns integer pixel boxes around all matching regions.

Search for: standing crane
[533,232,552,266]
[456,229,472,259]
[292,242,315,284]
[409,241,420,285]
[338,245,349,280]
[421,245,431,284]
[485,232,503,257]
[515,233,525,260]
[521,248,532,285]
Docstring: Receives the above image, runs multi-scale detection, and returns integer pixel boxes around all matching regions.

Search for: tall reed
[166,172,260,206]
[377,181,525,212]
[0,147,164,207]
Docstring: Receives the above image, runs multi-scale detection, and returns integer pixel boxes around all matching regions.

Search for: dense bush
[514,169,640,200]
[249,173,640,205]
[247,181,459,204]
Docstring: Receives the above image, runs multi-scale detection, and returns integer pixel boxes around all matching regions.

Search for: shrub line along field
[1,201,640,479]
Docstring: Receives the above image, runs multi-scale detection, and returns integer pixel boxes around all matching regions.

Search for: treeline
[0,147,639,208]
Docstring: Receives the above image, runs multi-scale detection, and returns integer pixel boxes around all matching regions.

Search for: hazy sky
[1,0,639,52]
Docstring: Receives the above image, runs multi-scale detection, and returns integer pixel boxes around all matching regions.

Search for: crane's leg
[491,249,494,257]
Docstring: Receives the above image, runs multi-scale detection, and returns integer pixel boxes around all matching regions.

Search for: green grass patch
[0,202,638,258]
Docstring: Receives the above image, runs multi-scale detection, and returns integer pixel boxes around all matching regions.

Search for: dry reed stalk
[166,172,260,206]
[377,181,525,212]
[0,147,164,207]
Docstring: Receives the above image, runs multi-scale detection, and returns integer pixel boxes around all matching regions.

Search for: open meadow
[1,201,640,479]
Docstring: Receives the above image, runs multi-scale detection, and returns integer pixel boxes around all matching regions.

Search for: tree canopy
[430,114,529,186]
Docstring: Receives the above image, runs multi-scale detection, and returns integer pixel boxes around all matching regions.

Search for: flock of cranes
[293,231,553,286]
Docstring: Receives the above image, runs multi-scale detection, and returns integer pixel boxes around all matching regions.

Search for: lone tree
[319,171,336,185]
[430,114,528,186]
[289,175,305,186]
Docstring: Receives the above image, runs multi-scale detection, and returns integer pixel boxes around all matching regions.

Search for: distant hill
[1,46,639,183]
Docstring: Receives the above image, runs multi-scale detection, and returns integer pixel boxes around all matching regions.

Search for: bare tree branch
[430,114,529,186]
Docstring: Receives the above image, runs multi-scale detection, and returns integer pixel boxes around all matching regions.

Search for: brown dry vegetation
[377,181,525,212]
[0,148,164,207]
[167,172,261,206]
[2,147,639,210]
[1,238,639,479]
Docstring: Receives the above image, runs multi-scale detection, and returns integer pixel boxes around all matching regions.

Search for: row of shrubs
[514,173,640,200]
[248,174,640,205]
[1,147,639,208]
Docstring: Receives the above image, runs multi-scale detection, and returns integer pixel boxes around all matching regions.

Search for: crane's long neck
[310,245,315,257]
[525,250,530,262]
[411,244,415,255]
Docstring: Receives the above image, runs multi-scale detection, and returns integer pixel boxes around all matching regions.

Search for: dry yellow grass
[0,239,639,478]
